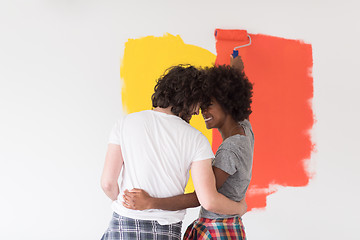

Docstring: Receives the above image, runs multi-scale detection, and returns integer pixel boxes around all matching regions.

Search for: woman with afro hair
[122,56,254,240]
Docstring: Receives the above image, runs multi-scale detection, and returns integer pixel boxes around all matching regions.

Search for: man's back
[108,110,213,224]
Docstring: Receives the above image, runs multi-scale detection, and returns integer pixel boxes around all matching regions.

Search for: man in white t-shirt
[100,65,246,240]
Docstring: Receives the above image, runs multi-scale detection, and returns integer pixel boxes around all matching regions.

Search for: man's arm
[101,144,123,201]
[190,159,246,215]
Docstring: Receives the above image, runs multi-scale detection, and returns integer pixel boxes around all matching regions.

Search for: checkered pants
[101,212,182,240]
[183,217,246,240]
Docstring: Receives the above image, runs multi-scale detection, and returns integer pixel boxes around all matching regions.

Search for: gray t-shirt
[199,119,254,219]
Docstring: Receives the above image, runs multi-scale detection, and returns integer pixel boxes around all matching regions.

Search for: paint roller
[214,29,251,58]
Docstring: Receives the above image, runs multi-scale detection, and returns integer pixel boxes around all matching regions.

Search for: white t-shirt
[108,110,214,224]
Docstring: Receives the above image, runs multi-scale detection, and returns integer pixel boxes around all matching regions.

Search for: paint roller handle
[232,50,239,58]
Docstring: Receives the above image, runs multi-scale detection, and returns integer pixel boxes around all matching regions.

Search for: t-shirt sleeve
[240,120,254,142]
[239,119,251,130]
[191,133,215,162]
[213,147,238,175]
[108,117,124,145]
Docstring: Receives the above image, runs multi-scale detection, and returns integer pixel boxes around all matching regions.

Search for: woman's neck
[218,117,245,140]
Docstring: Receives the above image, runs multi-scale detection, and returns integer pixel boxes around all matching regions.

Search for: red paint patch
[214,30,314,210]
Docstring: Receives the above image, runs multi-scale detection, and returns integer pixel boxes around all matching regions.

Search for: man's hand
[230,55,245,72]
[122,188,153,210]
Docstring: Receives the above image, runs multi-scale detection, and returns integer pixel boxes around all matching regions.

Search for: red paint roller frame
[214,29,251,58]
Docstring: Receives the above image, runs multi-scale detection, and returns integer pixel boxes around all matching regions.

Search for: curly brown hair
[151,65,205,122]
[202,65,253,122]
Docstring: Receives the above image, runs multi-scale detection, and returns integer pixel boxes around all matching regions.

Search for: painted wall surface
[214,31,314,210]
[1,1,360,239]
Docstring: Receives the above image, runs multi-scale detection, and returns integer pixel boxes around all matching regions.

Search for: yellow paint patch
[120,33,215,193]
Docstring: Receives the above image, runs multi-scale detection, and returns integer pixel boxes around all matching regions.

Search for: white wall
[1,1,359,239]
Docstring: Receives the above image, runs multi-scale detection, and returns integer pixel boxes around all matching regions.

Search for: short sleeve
[213,148,238,175]
[192,133,215,162]
[108,117,125,145]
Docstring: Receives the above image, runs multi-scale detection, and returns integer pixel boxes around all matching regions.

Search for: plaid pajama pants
[183,217,246,240]
[101,212,182,240]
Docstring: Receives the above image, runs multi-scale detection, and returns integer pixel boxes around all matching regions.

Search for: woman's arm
[122,166,229,211]
[230,55,245,72]
[123,189,199,211]
[101,144,123,201]
[123,159,246,216]
[212,166,230,189]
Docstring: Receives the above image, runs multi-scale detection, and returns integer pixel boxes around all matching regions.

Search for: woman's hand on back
[122,188,153,210]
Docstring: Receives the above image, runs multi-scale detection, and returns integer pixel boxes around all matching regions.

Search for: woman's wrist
[147,197,156,209]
